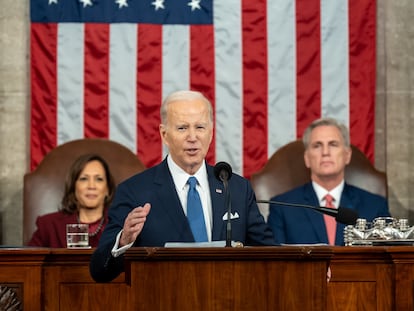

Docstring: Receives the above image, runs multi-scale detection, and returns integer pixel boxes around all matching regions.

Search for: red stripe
[137,24,163,167]
[190,25,216,166]
[348,0,376,162]
[295,0,321,138]
[30,23,58,171]
[83,24,109,138]
[242,0,268,178]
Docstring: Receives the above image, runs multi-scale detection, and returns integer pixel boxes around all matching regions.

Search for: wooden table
[3,246,414,310]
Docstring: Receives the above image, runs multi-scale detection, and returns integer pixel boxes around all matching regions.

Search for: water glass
[66,224,89,248]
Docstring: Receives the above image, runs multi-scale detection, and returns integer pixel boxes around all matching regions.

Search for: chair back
[23,138,146,245]
[250,140,387,220]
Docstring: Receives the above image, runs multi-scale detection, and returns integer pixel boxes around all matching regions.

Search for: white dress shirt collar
[312,180,345,207]
[166,155,212,242]
[167,155,208,192]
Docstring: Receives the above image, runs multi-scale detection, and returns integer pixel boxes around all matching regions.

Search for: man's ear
[345,146,352,165]
[304,151,311,168]
[159,124,168,146]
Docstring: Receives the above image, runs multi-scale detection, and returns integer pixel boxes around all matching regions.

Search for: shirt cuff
[111,230,134,258]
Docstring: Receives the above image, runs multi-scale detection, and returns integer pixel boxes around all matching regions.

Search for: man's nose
[322,145,330,155]
[187,128,197,140]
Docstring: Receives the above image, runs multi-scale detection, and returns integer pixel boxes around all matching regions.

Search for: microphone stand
[256,199,358,225]
[223,179,232,247]
[214,162,234,247]
[256,200,337,218]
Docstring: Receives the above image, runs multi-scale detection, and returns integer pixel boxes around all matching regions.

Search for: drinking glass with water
[66,224,89,248]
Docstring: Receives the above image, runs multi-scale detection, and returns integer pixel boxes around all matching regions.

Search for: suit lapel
[335,183,360,244]
[303,183,329,243]
[153,159,193,239]
[339,183,359,211]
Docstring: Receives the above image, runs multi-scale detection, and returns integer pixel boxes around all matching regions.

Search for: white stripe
[321,0,349,126]
[57,23,84,145]
[109,23,137,153]
[162,25,190,158]
[267,0,297,156]
[214,0,243,174]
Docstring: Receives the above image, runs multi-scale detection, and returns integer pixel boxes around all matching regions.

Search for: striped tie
[324,194,337,245]
[187,177,208,242]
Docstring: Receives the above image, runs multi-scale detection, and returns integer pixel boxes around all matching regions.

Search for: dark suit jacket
[267,182,390,246]
[27,210,108,248]
[90,159,275,282]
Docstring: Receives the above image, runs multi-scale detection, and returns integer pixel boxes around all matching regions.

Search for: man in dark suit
[90,90,275,282]
[267,117,390,246]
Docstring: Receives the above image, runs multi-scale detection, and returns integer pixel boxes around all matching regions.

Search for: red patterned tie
[324,194,336,245]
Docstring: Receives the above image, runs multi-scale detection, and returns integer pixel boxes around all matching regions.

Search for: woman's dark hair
[59,154,116,214]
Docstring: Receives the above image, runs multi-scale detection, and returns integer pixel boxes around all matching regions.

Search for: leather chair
[250,140,387,220]
[23,138,146,245]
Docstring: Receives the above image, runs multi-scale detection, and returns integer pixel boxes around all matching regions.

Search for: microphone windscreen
[337,207,358,225]
[214,162,233,181]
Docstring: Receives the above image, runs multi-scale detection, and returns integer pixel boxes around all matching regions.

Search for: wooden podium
[5,246,414,310]
[4,246,414,310]
[0,246,331,311]
[124,246,332,311]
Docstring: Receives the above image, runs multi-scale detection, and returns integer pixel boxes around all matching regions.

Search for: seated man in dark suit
[267,117,390,246]
[90,90,275,282]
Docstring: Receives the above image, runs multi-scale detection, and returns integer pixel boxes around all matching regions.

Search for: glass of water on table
[66,224,90,248]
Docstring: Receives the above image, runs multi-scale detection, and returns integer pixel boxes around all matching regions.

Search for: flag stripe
[348,0,376,160]
[84,24,110,138]
[137,24,162,167]
[30,23,58,171]
[109,23,137,152]
[162,25,190,95]
[296,0,322,136]
[213,1,243,174]
[57,23,84,144]
[242,0,269,178]
[321,0,349,125]
[267,0,297,155]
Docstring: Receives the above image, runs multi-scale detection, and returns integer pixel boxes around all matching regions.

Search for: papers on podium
[165,240,243,247]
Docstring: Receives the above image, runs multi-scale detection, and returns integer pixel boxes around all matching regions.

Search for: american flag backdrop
[30,0,376,178]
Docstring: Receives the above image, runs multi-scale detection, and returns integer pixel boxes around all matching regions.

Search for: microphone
[256,199,358,225]
[214,162,233,247]
[214,161,232,182]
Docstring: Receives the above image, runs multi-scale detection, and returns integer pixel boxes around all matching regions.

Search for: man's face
[304,125,351,184]
[160,98,213,175]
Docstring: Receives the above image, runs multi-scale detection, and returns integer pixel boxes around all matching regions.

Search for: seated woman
[28,154,116,247]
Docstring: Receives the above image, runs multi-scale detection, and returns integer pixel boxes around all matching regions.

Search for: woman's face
[75,160,109,210]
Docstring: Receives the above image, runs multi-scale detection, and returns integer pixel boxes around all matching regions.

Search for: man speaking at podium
[90,90,275,282]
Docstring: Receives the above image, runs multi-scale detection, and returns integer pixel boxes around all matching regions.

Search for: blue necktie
[187,176,208,242]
